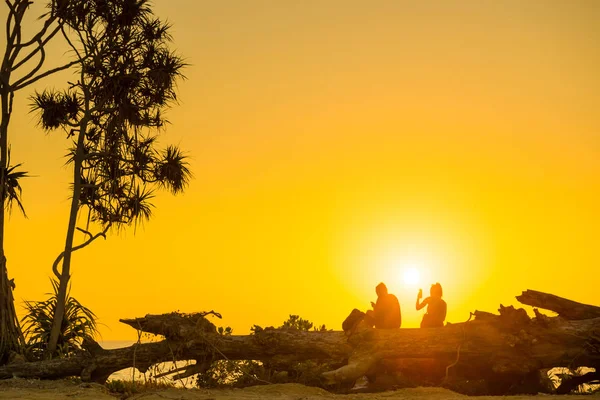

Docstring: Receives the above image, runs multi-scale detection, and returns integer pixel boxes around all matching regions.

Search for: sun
[402,266,421,286]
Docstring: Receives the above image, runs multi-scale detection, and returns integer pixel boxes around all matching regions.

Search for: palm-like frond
[3,163,29,217]
[154,145,191,194]
[124,185,154,224]
[30,90,80,131]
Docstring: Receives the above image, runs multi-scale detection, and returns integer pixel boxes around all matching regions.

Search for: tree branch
[2,1,19,75]
[6,0,26,66]
[5,1,15,51]
[10,39,45,89]
[61,24,84,62]
[15,14,57,49]
[51,223,111,280]
[75,227,93,240]
[12,24,61,71]
[12,58,80,91]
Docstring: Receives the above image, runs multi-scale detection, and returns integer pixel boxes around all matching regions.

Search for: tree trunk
[0,83,22,364]
[47,118,88,356]
[1,291,598,395]
[0,256,22,364]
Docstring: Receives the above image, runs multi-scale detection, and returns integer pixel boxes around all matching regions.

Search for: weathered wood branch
[119,311,220,339]
[556,370,600,394]
[516,290,600,320]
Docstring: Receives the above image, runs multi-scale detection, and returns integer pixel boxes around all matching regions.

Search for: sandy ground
[1,379,600,400]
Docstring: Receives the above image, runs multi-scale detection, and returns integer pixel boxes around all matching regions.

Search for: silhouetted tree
[31,0,189,357]
[0,0,79,364]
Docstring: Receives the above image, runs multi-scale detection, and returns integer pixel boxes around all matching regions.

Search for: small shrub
[21,280,98,360]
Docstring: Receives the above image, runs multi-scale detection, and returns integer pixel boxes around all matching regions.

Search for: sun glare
[402,266,421,286]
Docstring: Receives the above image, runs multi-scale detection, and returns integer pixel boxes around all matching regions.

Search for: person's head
[376,282,388,297]
[430,283,443,298]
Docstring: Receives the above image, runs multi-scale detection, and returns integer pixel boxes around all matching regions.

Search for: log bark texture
[0,290,598,395]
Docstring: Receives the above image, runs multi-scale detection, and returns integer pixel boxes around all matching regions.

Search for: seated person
[364,282,401,329]
[416,283,447,328]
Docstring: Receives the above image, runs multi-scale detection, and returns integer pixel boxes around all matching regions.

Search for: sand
[1,379,599,400]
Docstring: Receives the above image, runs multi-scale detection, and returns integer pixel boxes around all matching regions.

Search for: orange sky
[1,1,599,341]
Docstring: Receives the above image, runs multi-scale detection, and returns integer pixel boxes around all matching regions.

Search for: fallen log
[0,341,178,383]
[323,307,600,385]
[0,290,598,395]
[516,290,600,320]
[0,316,350,383]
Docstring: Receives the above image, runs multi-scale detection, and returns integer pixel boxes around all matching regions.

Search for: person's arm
[416,297,429,311]
[373,296,388,328]
[441,300,447,321]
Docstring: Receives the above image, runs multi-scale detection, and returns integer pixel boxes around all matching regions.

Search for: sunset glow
[0,0,598,342]
[402,267,421,287]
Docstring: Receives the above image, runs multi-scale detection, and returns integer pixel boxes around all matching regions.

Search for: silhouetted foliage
[280,314,313,331]
[30,0,190,357]
[31,0,189,229]
[21,280,97,360]
[251,315,329,333]
[2,152,29,217]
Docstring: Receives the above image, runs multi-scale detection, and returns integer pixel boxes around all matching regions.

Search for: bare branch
[2,1,19,74]
[75,227,93,240]
[9,6,58,67]
[6,1,26,66]
[71,224,110,252]
[61,24,84,62]
[52,223,111,280]
[12,24,61,71]
[10,39,45,89]
[12,58,80,91]
[16,14,57,49]
[52,254,62,280]
[5,1,15,49]
[152,365,187,379]
[200,310,223,319]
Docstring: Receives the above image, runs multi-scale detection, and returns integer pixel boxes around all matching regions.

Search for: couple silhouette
[364,282,446,329]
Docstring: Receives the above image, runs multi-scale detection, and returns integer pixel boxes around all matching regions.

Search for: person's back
[421,296,446,328]
[374,292,401,329]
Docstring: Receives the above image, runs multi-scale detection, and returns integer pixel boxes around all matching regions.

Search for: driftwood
[0,290,598,394]
[555,370,600,394]
[516,290,600,320]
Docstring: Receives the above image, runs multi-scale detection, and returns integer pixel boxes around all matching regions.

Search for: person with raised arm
[416,283,447,328]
